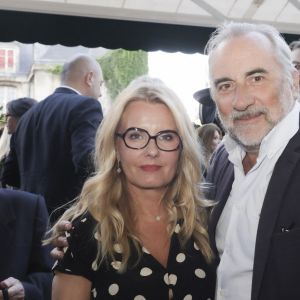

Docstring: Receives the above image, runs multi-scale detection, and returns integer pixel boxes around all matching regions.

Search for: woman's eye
[128,133,143,140]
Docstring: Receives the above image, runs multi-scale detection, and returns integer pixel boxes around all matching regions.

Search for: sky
[148,51,209,123]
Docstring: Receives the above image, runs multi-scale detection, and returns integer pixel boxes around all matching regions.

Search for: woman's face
[210,130,221,152]
[116,101,181,194]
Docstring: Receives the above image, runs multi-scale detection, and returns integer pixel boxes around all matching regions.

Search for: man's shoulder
[0,189,42,205]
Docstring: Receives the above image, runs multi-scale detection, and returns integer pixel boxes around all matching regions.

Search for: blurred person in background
[197,123,222,175]
[1,97,37,188]
[289,40,300,87]
[6,55,104,221]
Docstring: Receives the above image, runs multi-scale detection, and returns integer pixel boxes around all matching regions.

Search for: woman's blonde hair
[48,76,214,272]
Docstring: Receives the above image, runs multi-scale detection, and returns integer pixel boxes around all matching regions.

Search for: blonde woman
[48,76,216,300]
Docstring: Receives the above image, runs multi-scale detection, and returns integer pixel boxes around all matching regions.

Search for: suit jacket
[5,87,103,217]
[0,189,53,300]
[206,126,300,300]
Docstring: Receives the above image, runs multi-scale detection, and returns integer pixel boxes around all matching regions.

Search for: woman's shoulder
[66,211,98,257]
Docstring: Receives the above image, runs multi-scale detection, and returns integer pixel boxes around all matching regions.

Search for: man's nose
[232,84,254,111]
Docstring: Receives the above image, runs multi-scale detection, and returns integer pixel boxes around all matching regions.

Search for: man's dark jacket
[206,126,300,300]
[3,87,103,216]
[0,189,53,300]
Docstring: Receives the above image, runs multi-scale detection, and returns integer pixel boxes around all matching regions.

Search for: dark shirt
[54,213,216,300]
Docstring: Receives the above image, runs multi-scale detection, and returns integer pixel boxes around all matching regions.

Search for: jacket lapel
[209,167,234,257]
[251,129,300,300]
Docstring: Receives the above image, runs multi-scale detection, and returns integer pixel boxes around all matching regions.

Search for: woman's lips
[140,165,161,172]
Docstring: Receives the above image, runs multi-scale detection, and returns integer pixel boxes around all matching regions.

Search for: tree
[98,49,148,100]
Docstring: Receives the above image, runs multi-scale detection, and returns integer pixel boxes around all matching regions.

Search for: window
[0,86,17,109]
[0,48,17,72]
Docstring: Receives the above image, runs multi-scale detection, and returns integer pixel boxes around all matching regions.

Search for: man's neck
[242,151,259,174]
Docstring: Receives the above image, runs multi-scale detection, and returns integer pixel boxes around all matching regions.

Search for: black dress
[54,213,216,300]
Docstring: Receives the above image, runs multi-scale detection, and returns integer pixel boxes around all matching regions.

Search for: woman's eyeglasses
[116,127,182,152]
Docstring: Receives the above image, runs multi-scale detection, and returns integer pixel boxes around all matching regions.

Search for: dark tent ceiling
[0,9,299,54]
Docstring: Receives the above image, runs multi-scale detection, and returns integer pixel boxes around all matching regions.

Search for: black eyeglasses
[116,127,182,152]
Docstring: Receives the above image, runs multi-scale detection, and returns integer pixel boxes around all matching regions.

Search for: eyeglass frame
[115,127,182,152]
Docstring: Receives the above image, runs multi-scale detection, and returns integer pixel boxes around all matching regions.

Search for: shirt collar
[59,85,82,95]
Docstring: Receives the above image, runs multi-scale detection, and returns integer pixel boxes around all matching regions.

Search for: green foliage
[0,106,5,126]
[98,49,148,100]
[48,65,63,75]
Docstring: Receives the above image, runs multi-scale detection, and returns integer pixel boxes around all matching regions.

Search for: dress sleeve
[53,213,98,282]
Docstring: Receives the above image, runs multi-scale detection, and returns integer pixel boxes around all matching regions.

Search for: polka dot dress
[53,213,216,299]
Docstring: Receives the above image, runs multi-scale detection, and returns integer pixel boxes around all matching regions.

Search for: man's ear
[85,71,94,87]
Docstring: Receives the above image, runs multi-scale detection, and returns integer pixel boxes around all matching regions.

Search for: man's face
[291,48,300,84]
[209,32,296,152]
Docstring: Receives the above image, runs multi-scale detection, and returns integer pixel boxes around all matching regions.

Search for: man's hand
[50,220,72,260]
[0,277,25,300]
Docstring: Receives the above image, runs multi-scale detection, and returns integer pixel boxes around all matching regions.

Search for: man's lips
[140,165,162,172]
[233,112,264,123]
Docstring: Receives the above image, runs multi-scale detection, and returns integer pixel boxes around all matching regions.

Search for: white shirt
[215,102,300,300]
[59,85,81,95]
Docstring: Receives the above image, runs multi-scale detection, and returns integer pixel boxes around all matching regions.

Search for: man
[9,54,103,219]
[289,40,300,84]
[206,23,300,300]
[1,97,37,187]
[5,97,37,135]
[0,189,53,300]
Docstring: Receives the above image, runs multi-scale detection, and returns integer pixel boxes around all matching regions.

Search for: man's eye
[249,75,264,85]
[217,82,233,92]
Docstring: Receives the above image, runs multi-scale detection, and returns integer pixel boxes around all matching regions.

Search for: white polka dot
[183,295,192,300]
[140,267,152,276]
[65,268,72,272]
[113,243,123,253]
[111,261,121,270]
[169,274,177,285]
[195,268,206,278]
[134,296,146,300]
[94,231,100,241]
[174,224,181,233]
[194,242,199,250]
[176,253,186,263]
[164,273,169,285]
[108,283,119,296]
[65,232,70,238]
[91,260,98,271]
[169,289,174,299]
[92,288,97,298]
[81,217,87,223]
[142,247,150,254]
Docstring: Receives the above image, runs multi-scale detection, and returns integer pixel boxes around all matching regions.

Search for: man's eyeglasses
[4,113,11,120]
[116,127,182,152]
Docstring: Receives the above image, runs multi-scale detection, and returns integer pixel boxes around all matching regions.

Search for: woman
[48,76,216,300]
[197,123,222,173]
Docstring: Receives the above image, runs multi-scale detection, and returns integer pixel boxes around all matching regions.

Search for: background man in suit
[289,40,300,86]
[8,54,104,220]
[206,22,300,300]
[0,189,53,300]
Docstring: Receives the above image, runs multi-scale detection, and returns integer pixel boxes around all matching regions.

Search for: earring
[117,160,122,174]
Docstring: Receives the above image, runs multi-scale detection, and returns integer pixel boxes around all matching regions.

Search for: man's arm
[69,98,103,180]
[23,195,53,300]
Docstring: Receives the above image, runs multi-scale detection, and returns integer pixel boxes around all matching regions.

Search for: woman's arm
[52,272,92,300]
